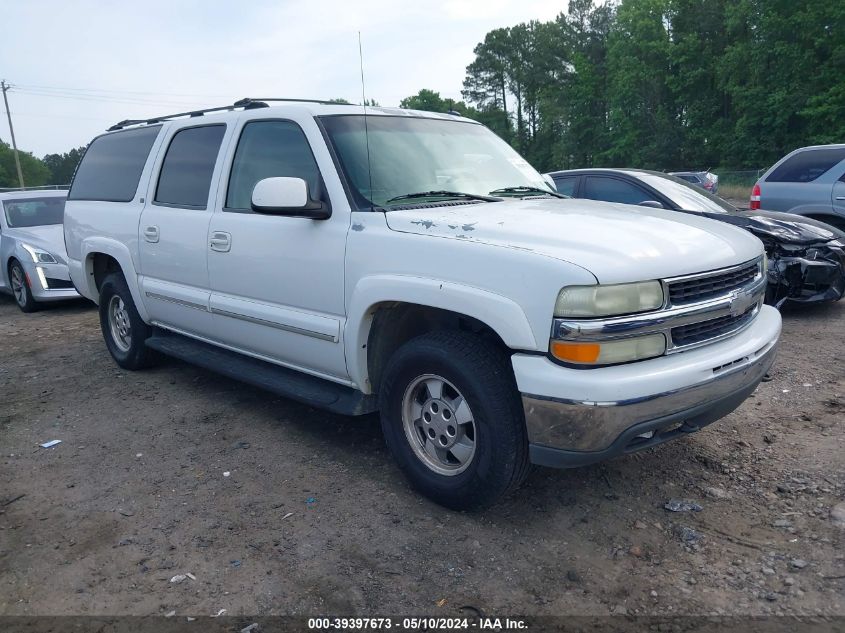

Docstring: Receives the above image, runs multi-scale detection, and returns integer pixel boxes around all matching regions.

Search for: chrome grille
[671,305,757,347]
[668,261,759,305]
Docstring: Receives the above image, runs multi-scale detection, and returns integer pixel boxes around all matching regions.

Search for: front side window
[320,115,552,209]
[226,120,322,210]
[155,125,226,209]
[3,197,66,228]
[68,126,161,202]
[553,176,577,197]
[766,148,845,183]
[583,176,652,205]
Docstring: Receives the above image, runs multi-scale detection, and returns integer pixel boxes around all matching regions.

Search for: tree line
[0,142,84,189]
[405,0,844,173]
[3,0,841,188]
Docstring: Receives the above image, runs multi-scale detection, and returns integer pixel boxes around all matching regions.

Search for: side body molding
[345,275,539,394]
[78,237,149,322]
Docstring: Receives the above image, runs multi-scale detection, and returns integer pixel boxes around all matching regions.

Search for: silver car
[0,190,80,312]
[752,144,845,231]
[669,170,719,194]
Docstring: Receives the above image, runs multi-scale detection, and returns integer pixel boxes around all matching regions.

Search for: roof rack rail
[107,97,356,131]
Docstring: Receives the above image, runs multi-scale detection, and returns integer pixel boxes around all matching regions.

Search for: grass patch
[718,184,751,201]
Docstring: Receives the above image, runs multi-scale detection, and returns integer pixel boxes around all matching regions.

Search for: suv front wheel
[9,260,37,313]
[98,272,157,370]
[379,331,530,510]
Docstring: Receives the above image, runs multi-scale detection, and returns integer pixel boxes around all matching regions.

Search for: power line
[12,82,235,100]
[12,87,220,108]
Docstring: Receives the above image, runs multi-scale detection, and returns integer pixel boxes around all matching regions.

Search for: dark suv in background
[751,144,845,231]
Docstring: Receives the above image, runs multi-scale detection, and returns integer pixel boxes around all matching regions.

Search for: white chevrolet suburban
[64,99,782,509]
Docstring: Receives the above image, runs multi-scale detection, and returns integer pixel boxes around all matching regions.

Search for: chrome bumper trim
[522,339,778,453]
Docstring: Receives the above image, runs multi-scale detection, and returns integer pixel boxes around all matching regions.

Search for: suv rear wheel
[98,272,157,370]
[379,331,529,510]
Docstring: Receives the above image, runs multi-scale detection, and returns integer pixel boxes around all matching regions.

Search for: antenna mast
[358,32,374,210]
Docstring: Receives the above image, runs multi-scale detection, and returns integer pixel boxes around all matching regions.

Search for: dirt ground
[0,293,843,619]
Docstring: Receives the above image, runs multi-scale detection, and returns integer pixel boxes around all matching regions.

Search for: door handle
[835,196,845,201]
[210,231,231,252]
[144,226,159,243]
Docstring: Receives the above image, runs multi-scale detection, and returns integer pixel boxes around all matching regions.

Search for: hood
[384,198,762,283]
[717,209,845,245]
[7,224,69,259]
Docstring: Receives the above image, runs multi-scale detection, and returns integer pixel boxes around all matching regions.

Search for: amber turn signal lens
[550,341,601,363]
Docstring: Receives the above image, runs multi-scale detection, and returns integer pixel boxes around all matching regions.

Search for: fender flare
[345,274,538,393]
[79,237,149,322]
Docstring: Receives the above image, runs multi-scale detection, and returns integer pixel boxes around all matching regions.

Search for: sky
[2,0,566,157]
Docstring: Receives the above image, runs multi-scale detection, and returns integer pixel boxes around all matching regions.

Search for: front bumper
[767,242,845,305]
[515,304,781,468]
[22,260,80,302]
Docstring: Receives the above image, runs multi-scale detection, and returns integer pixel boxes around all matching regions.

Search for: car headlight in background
[21,243,57,264]
[554,281,664,318]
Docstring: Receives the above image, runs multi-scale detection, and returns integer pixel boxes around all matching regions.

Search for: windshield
[3,197,66,228]
[320,115,553,209]
[637,173,736,214]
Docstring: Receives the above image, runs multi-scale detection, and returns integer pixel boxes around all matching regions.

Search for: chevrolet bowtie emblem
[729,288,756,317]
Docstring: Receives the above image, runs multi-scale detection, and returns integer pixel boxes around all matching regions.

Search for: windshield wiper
[385,190,501,205]
[488,186,568,199]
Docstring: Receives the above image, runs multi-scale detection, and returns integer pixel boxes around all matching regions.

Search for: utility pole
[1,80,25,189]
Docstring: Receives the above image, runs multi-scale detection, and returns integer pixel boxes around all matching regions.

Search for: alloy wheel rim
[108,295,132,352]
[10,266,25,306]
[401,374,477,476]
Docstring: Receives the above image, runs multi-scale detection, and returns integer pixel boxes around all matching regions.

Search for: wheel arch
[345,275,538,395]
[79,238,149,321]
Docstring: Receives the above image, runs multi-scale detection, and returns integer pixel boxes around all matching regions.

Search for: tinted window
[155,125,225,208]
[226,120,321,210]
[553,176,577,196]
[68,126,161,201]
[677,174,699,183]
[3,197,66,228]
[583,176,652,205]
[766,148,845,183]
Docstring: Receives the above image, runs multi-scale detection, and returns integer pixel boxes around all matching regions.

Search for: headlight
[550,334,667,365]
[554,281,664,317]
[21,243,57,264]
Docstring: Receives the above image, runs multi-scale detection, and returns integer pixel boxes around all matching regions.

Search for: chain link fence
[711,168,768,201]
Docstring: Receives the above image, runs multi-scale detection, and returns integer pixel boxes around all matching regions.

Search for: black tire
[8,259,37,313]
[98,272,157,370]
[379,330,530,510]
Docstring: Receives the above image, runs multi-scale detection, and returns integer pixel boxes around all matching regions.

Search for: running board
[145,330,377,416]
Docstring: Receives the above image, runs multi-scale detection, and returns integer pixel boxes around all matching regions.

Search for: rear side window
[155,125,226,209]
[553,176,577,196]
[583,176,652,205]
[68,126,161,202]
[766,148,845,183]
[225,120,321,210]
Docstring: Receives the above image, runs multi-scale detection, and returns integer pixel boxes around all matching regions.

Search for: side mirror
[251,177,331,220]
[638,200,665,209]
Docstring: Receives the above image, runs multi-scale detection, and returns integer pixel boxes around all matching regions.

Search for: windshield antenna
[358,31,374,211]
